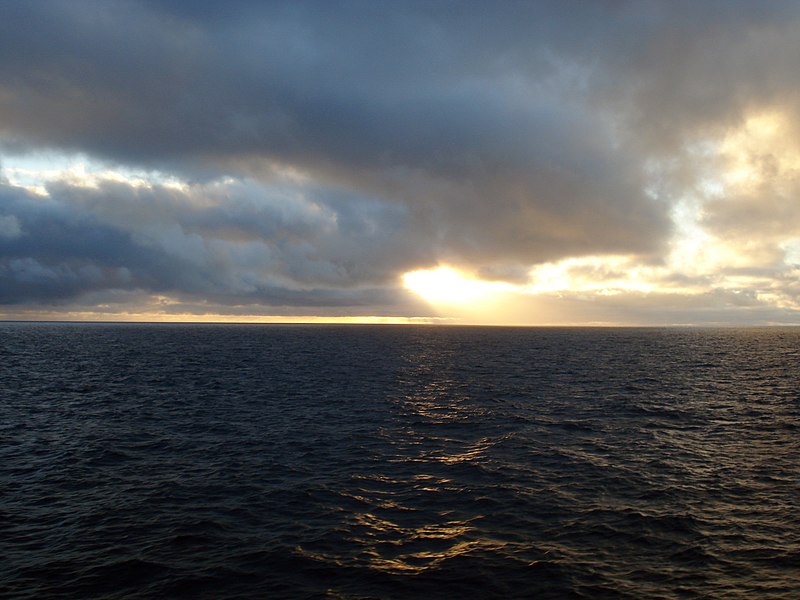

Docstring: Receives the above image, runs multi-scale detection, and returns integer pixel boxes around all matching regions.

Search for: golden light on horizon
[402,266,517,306]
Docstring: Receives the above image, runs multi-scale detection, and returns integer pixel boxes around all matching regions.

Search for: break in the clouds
[2,1,800,324]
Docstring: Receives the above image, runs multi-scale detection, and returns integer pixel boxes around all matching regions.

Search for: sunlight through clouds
[403,266,518,306]
[526,256,659,295]
[4,2,800,324]
[2,153,188,195]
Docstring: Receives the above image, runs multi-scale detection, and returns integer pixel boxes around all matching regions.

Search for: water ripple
[2,324,799,598]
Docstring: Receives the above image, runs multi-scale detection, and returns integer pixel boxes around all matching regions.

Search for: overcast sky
[2,0,800,324]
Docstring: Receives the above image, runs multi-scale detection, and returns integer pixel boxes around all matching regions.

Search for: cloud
[0,2,671,261]
[0,214,21,240]
[1,1,800,322]
[0,174,428,310]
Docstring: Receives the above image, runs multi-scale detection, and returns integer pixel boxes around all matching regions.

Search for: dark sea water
[2,323,799,599]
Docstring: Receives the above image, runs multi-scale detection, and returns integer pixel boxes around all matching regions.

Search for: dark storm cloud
[0,183,217,303]
[2,1,800,311]
[0,176,417,307]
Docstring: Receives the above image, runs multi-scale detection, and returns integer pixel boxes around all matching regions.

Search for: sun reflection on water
[299,334,514,576]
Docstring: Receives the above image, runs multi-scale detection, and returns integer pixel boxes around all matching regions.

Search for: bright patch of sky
[404,106,800,318]
[1,151,187,195]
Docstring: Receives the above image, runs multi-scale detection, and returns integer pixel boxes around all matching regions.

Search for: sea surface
[2,323,799,599]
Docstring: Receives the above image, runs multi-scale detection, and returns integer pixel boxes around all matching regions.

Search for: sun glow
[664,108,800,278]
[526,255,664,295]
[402,266,517,305]
[720,111,800,190]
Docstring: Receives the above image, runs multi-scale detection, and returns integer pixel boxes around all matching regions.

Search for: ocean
[2,323,799,598]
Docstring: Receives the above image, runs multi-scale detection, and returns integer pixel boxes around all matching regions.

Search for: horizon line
[2,318,798,329]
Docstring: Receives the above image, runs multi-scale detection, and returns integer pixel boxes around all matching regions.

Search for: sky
[2,0,800,325]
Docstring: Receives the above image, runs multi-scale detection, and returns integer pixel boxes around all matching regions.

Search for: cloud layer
[2,1,800,322]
